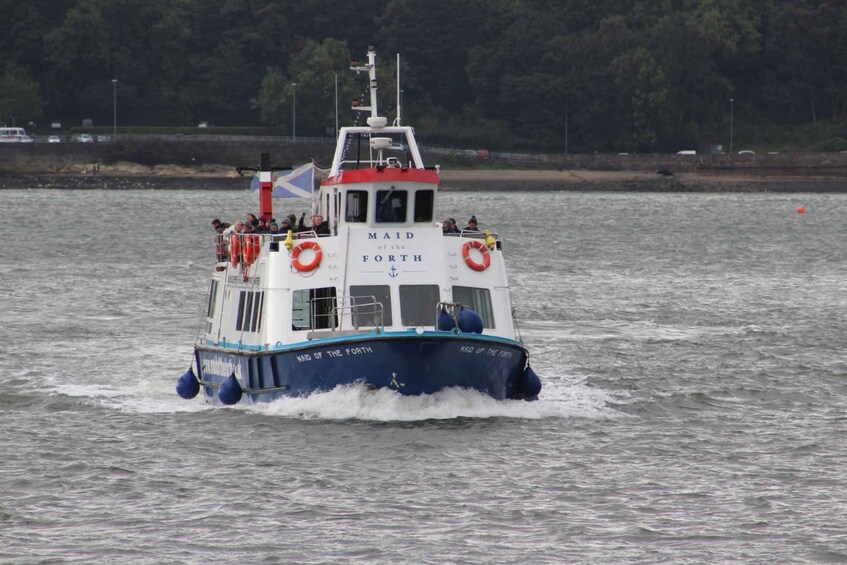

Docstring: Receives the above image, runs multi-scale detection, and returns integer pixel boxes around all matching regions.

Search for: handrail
[309,295,384,333]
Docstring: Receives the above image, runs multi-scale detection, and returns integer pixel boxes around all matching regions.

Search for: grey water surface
[1,188,846,564]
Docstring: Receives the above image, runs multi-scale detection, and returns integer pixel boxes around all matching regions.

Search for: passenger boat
[176,46,541,405]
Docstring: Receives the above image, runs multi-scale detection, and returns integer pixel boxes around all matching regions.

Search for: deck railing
[308,295,385,333]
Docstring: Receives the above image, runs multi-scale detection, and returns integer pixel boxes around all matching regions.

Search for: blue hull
[194,331,532,404]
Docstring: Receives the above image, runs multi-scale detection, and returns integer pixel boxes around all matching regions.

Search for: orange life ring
[291,240,322,272]
[230,233,241,267]
[243,235,260,266]
[462,240,490,271]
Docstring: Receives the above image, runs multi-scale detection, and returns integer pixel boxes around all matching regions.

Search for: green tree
[611,47,669,150]
[0,63,44,126]
[254,38,357,136]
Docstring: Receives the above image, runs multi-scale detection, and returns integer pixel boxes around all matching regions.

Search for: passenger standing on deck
[278,217,294,233]
[212,219,231,261]
[311,214,330,236]
[464,216,480,232]
[255,216,270,234]
[211,219,231,233]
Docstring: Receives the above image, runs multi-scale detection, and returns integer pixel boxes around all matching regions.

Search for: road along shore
[2,166,845,192]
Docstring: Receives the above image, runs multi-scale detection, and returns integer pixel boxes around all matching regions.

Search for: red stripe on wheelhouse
[322,168,439,186]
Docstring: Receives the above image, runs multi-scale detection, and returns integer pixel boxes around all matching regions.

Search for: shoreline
[1,168,845,192]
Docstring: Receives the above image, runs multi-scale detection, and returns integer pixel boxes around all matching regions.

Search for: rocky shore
[1,159,845,192]
[2,134,846,191]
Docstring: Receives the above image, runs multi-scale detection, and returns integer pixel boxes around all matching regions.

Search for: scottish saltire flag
[273,163,314,198]
[250,163,314,198]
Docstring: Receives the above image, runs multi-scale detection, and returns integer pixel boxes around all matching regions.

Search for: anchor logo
[388,265,399,278]
[390,372,405,388]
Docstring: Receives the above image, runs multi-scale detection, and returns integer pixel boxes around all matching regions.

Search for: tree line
[1,0,845,152]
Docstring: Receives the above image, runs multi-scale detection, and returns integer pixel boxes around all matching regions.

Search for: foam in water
[45,366,623,421]
[245,374,623,422]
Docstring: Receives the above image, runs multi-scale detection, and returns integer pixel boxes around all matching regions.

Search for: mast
[394,53,402,127]
[350,45,379,120]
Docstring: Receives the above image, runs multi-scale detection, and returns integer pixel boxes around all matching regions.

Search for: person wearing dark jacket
[211,218,231,233]
[311,214,330,235]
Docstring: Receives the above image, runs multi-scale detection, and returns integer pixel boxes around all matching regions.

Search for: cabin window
[413,190,434,222]
[452,286,495,328]
[207,280,219,318]
[236,290,265,332]
[349,285,393,326]
[399,285,440,326]
[292,287,337,330]
[375,188,408,223]
[252,292,264,332]
[345,190,368,222]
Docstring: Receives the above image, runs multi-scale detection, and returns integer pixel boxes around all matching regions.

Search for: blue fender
[520,366,542,400]
[218,373,243,405]
[437,307,456,331]
[457,308,483,334]
[175,368,199,399]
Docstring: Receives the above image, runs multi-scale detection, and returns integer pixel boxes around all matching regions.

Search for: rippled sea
[1,187,846,564]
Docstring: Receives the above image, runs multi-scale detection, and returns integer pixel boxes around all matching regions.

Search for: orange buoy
[796,207,806,214]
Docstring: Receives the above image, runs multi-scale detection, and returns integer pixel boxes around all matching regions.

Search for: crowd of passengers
[214,213,481,236]
[211,212,330,237]
[442,215,480,234]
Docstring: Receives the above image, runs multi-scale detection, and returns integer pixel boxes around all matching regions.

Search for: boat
[176,46,541,405]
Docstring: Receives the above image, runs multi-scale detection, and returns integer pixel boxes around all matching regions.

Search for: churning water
[1,187,846,563]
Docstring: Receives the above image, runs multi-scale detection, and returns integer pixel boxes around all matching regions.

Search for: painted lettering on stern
[457,346,514,359]
[295,346,375,363]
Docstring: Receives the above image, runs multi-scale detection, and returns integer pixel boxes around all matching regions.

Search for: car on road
[48,135,61,143]
[73,134,94,143]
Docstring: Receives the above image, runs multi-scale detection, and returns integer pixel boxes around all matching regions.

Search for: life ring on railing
[230,233,241,267]
[462,240,491,271]
[243,235,260,266]
[252,235,261,263]
[291,240,322,272]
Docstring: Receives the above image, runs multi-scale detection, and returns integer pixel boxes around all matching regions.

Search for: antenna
[394,53,402,126]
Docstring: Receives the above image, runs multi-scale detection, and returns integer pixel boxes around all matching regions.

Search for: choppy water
[1,187,846,563]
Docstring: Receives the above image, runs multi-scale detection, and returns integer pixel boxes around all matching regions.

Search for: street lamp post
[729,98,734,155]
[112,79,118,139]
[291,83,297,140]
